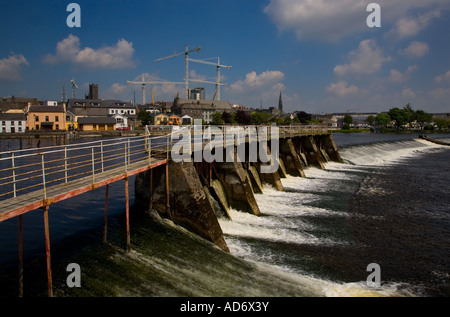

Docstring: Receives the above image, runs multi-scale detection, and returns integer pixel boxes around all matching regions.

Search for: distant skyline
[1,0,450,113]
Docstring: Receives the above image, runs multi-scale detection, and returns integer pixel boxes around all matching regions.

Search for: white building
[0,113,26,133]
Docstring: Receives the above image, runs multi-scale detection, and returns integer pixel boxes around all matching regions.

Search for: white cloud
[264,0,450,41]
[399,41,429,58]
[435,70,450,83]
[0,54,29,81]
[334,39,392,76]
[229,70,284,93]
[43,34,135,69]
[388,65,418,83]
[401,87,416,99]
[388,10,441,39]
[326,80,361,97]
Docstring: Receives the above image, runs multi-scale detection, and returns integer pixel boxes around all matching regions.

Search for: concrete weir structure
[135,125,342,252]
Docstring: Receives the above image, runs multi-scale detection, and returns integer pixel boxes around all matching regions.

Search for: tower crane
[188,57,231,100]
[70,78,78,99]
[154,45,202,99]
[127,74,184,105]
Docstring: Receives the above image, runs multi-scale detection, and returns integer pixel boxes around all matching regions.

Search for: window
[36,124,39,130]
[18,121,22,125]
[45,116,49,122]
[55,124,59,130]
[55,116,59,122]
[2,121,5,125]
[11,121,14,126]
[35,116,39,122]
[18,127,22,132]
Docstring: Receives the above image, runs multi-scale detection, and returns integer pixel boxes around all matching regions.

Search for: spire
[278,91,283,113]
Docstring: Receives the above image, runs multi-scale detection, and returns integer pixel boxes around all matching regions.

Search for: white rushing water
[218,138,446,297]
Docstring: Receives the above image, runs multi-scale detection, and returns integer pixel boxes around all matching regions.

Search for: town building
[171,94,233,124]
[77,116,116,131]
[67,98,137,130]
[26,105,66,131]
[0,113,26,133]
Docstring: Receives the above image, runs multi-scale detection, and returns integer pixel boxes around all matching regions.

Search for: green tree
[137,109,153,126]
[251,111,271,125]
[366,115,375,126]
[211,112,224,125]
[403,103,415,128]
[342,114,353,129]
[235,110,252,125]
[375,113,391,129]
[388,107,408,129]
[415,109,432,129]
[434,118,448,130]
[222,111,236,124]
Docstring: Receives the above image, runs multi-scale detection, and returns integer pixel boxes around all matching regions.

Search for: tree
[388,107,408,129]
[366,115,375,126]
[342,114,353,129]
[296,111,312,123]
[251,111,271,125]
[211,112,224,125]
[137,109,153,126]
[415,109,432,129]
[235,110,252,125]
[434,118,449,130]
[375,113,391,129]
[222,111,236,124]
[403,103,415,128]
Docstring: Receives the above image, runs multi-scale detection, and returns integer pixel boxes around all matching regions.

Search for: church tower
[278,91,283,113]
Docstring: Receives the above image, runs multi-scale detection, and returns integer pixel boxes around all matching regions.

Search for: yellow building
[27,105,66,131]
[154,113,168,125]
[77,117,116,131]
[169,114,181,125]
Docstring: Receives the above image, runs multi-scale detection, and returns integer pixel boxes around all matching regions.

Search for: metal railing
[146,124,330,136]
[0,133,172,202]
[0,124,330,202]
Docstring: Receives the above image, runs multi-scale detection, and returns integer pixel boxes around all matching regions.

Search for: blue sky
[1,0,450,114]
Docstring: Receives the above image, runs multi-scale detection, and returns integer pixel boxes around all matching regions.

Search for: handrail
[0,133,172,202]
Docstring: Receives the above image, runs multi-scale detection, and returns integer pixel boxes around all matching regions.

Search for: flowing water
[0,133,449,297]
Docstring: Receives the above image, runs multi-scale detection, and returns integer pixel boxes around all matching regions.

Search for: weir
[135,126,342,254]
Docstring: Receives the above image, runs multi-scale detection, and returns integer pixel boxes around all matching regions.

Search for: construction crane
[70,78,78,99]
[188,57,231,100]
[127,74,184,105]
[154,45,202,98]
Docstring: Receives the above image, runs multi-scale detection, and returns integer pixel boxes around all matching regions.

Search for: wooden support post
[18,215,23,297]
[125,177,130,252]
[165,163,171,219]
[43,206,53,297]
[209,162,212,187]
[149,169,153,210]
[104,184,109,242]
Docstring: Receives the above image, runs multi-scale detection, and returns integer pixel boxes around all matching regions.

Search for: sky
[1,0,450,114]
